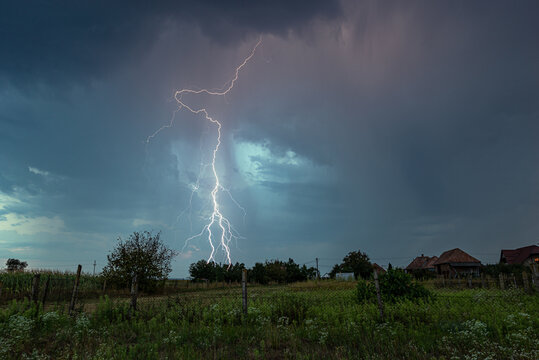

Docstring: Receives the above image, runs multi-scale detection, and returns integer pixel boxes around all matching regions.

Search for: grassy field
[0,281,538,359]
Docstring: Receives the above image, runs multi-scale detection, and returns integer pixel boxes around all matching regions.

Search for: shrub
[356,279,376,303]
[356,269,433,304]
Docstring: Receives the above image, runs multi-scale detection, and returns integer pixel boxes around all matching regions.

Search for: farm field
[0,281,538,359]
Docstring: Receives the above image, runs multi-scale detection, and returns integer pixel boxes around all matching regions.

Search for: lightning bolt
[148,38,261,266]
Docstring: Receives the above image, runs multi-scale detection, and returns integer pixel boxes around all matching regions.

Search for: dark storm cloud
[0,0,342,85]
[1,0,539,275]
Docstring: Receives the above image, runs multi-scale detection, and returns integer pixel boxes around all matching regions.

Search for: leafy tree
[329,264,341,279]
[222,262,245,282]
[264,260,287,283]
[6,258,28,272]
[189,261,246,282]
[342,250,372,279]
[249,262,267,284]
[102,231,177,292]
[301,264,319,280]
[189,260,217,281]
[285,258,304,283]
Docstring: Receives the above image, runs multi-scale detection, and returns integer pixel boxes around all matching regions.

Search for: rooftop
[433,248,480,266]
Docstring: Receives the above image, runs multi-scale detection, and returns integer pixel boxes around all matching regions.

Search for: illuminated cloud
[0,213,65,236]
[28,166,50,177]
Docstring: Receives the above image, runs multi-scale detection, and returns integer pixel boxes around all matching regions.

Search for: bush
[356,269,433,304]
[356,279,375,303]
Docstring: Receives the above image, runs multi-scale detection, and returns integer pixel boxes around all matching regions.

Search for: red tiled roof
[433,248,480,265]
[372,263,386,273]
[406,256,430,270]
[406,255,438,270]
[424,256,438,269]
[500,245,539,265]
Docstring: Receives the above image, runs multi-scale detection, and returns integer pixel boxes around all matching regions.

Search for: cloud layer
[1,0,538,276]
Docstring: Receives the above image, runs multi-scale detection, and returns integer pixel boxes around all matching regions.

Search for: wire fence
[1,266,538,319]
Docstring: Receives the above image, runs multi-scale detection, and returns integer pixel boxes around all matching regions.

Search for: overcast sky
[1,0,538,277]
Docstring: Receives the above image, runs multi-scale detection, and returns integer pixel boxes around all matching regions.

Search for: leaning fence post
[69,265,82,315]
[373,269,384,322]
[242,268,248,316]
[130,274,138,313]
[499,273,505,290]
[42,275,50,307]
[31,274,41,304]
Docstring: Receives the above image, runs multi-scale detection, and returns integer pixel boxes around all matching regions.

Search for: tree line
[188,250,376,283]
[188,258,319,284]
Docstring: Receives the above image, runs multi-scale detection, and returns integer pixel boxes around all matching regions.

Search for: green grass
[0,284,538,359]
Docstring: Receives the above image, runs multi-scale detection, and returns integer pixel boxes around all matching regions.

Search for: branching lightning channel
[148,38,261,266]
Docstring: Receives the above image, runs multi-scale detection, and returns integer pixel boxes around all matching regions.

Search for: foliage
[378,268,433,303]
[330,249,372,279]
[189,258,317,284]
[356,268,433,303]
[356,279,375,303]
[102,231,176,292]
[408,268,437,280]
[0,287,538,359]
[482,263,531,277]
[5,259,27,272]
[188,260,245,282]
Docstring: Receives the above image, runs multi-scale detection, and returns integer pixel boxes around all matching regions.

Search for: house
[405,254,438,274]
[372,263,386,274]
[500,245,539,266]
[433,248,481,278]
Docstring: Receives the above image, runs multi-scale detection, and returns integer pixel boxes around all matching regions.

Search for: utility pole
[93,260,96,276]
[316,257,320,279]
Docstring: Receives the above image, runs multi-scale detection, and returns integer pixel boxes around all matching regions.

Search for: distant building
[500,245,539,266]
[335,272,355,281]
[372,263,386,274]
[433,248,481,278]
[405,254,438,274]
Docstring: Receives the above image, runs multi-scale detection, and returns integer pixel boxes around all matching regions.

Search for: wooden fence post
[511,274,517,288]
[31,274,41,304]
[467,275,472,288]
[69,265,82,315]
[0,281,3,300]
[242,269,248,316]
[532,264,539,292]
[42,275,50,307]
[373,270,384,322]
[102,278,107,295]
[130,274,138,313]
[499,273,505,290]
[522,272,529,292]
[481,273,486,288]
